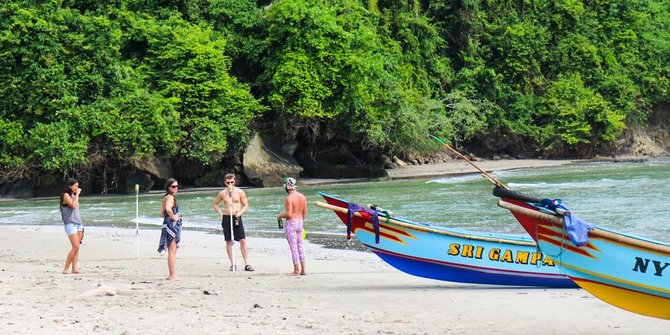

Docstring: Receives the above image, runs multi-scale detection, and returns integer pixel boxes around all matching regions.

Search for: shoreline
[1,225,667,334]
[1,155,666,202]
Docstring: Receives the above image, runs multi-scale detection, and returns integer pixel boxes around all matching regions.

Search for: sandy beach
[384,158,581,180]
[1,224,667,335]
[2,157,669,334]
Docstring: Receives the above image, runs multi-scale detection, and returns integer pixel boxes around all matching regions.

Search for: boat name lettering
[447,243,555,266]
[632,257,670,277]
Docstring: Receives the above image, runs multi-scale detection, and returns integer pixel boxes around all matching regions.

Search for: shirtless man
[212,173,253,272]
[276,177,308,275]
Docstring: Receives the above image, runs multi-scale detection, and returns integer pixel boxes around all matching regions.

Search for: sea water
[1,158,669,243]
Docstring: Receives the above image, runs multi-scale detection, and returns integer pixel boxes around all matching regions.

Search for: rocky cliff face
[615,128,669,157]
[242,134,304,187]
[615,105,670,157]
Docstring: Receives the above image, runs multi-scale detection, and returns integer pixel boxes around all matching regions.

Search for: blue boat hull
[319,192,576,288]
[370,245,575,287]
[497,195,670,318]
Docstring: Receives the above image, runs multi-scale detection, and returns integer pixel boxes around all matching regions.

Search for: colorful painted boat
[316,192,576,288]
[494,187,670,319]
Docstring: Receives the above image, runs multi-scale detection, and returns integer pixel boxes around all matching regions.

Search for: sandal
[244,265,254,272]
[229,265,237,271]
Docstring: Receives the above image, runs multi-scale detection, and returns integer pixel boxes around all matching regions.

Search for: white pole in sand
[228,188,236,272]
[135,184,140,259]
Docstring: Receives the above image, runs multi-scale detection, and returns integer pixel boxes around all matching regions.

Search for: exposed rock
[0,179,34,198]
[242,134,303,187]
[172,158,207,181]
[128,156,173,180]
[196,170,227,187]
[392,156,408,167]
[615,128,667,157]
[294,143,387,178]
[382,156,395,169]
[124,172,155,194]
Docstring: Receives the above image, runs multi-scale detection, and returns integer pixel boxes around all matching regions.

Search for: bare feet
[300,271,306,276]
[288,271,300,276]
[63,269,81,274]
[166,276,180,281]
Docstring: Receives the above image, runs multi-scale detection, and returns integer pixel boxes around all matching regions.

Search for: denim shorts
[64,223,83,235]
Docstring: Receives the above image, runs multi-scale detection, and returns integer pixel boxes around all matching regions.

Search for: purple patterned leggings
[284,219,304,264]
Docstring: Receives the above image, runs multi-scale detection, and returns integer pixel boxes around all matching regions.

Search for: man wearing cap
[276,177,308,276]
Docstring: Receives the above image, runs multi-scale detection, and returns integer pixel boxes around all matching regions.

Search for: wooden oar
[429,134,572,216]
[429,134,509,190]
[315,201,536,246]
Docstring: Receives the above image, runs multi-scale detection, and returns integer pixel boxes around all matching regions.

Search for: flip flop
[244,265,254,272]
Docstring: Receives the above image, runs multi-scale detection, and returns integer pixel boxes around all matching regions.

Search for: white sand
[0,225,666,334]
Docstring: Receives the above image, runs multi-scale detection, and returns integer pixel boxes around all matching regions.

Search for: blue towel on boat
[540,199,595,247]
[347,203,380,244]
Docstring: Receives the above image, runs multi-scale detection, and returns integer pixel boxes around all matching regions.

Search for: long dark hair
[164,178,178,206]
[60,178,78,205]
[164,178,178,193]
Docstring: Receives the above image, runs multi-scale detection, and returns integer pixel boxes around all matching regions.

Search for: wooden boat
[316,192,576,287]
[494,187,670,319]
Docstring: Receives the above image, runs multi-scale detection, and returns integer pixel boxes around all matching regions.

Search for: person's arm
[62,190,80,209]
[212,192,224,219]
[236,190,249,218]
[165,195,179,221]
[302,196,307,219]
[277,197,293,220]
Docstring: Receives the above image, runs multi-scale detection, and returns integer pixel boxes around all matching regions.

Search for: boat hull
[319,193,576,288]
[500,196,670,319]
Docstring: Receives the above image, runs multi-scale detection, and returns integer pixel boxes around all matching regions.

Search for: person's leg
[167,239,177,280]
[285,221,300,276]
[63,232,80,274]
[226,241,235,269]
[235,224,252,271]
[222,218,236,269]
[75,228,84,262]
[240,239,249,266]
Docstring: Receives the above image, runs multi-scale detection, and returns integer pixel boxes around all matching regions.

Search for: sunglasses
[170,185,179,189]
[225,181,235,185]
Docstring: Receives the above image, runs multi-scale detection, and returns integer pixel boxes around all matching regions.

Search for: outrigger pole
[429,135,571,216]
[429,134,509,190]
[228,187,236,272]
[135,184,140,259]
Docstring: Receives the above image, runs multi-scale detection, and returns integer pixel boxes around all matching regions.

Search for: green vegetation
[1,0,668,185]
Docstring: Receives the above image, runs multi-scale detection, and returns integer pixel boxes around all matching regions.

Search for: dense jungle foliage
[1,0,668,185]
